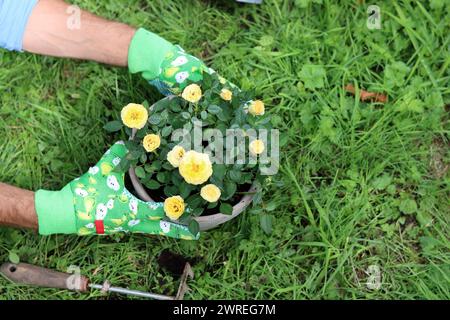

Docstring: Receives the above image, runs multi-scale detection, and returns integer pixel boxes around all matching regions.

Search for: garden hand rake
[0,262,194,300]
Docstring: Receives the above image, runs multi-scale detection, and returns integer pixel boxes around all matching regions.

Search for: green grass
[0,0,449,299]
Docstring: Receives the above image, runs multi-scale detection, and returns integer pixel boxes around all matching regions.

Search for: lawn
[0,0,449,300]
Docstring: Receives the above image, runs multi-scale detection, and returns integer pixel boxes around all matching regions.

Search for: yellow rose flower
[249,100,265,116]
[200,184,221,203]
[249,139,265,155]
[181,84,202,103]
[121,103,148,129]
[179,150,213,185]
[143,134,161,152]
[220,88,233,101]
[164,196,185,220]
[167,145,185,168]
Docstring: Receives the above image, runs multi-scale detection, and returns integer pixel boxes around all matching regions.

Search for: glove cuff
[128,28,175,80]
[35,184,77,235]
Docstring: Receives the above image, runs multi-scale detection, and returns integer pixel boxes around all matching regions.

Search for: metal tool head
[175,263,194,300]
[236,0,263,4]
[89,262,195,300]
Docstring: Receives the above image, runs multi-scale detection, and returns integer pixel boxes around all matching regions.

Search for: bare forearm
[0,183,38,230]
[22,0,136,66]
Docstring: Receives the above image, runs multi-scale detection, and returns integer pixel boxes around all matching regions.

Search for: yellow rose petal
[181,84,202,103]
[143,134,161,152]
[167,145,186,168]
[249,139,265,155]
[200,184,221,203]
[220,88,233,101]
[179,150,213,185]
[121,103,148,129]
[249,100,265,116]
[164,196,185,220]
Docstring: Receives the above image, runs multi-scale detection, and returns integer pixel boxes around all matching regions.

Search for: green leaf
[152,98,170,112]
[103,121,123,132]
[171,172,183,185]
[229,170,242,183]
[207,105,222,115]
[416,211,433,228]
[8,251,20,264]
[170,100,182,112]
[220,203,233,215]
[259,35,274,47]
[271,115,283,126]
[181,112,191,120]
[191,207,204,217]
[156,172,169,183]
[217,109,230,121]
[425,91,444,108]
[134,166,146,179]
[223,181,237,199]
[184,122,193,132]
[212,164,227,181]
[265,202,277,212]
[384,61,410,89]
[126,149,143,161]
[207,202,218,209]
[200,110,208,120]
[179,182,193,199]
[260,214,273,235]
[149,114,162,125]
[202,71,213,88]
[319,116,337,142]
[372,174,392,190]
[419,236,440,253]
[298,64,326,89]
[160,108,169,120]
[188,219,200,236]
[430,0,445,9]
[186,194,203,209]
[340,179,356,191]
[139,153,148,164]
[113,158,131,173]
[152,160,162,170]
[386,184,397,195]
[145,180,161,190]
[163,162,174,170]
[399,198,417,214]
[124,140,140,152]
[253,189,263,205]
[161,126,172,137]
[164,185,178,197]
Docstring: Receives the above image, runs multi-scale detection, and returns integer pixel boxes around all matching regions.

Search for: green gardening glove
[35,141,199,240]
[128,28,210,96]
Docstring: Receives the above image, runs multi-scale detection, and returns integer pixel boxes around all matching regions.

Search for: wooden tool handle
[0,262,89,292]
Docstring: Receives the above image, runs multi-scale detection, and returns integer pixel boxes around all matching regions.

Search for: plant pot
[126,97,257,231]
[129,167,256,231]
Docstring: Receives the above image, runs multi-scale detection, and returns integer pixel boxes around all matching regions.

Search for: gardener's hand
[35,141,199,240]
[128,28,236,96]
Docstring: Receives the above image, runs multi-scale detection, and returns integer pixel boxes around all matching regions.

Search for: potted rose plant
[104,72,274,235]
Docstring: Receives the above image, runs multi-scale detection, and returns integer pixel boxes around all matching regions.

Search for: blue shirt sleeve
[0,0,39,52]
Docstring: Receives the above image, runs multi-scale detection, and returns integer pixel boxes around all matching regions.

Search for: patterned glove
[35,142,199,240]
[128,28,230,95]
